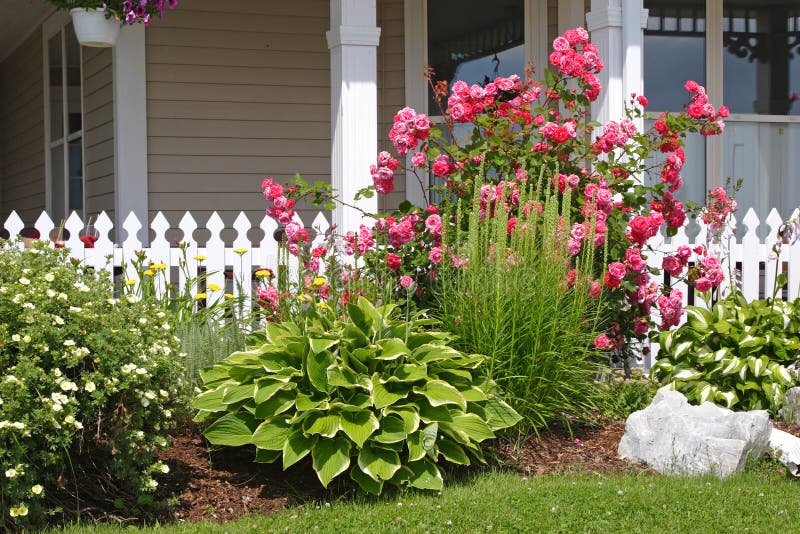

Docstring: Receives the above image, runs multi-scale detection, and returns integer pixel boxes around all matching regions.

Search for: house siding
[82,47,115,222]
[378,0,406,212]
[0,29,46,222]
[145,0,331,226]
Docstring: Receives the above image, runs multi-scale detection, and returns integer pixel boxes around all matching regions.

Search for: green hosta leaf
[254,390,296,419]
[720,357,743,376]
[265,322,292,345]
[327,363,361,389]
[715,390,739,408]
[459,386,488,402]
[254,448,281,464]
[407,430,426,462]
[283,430,315,469]
[307,349,334,393]
[407,459,443,491]
[226,349,263,366]
[736,381,762,392]
[222,384,256,404]
[384,406,420,434]
[200,365,231,387]
[481,398,522,430]
[385,363,427,383]
[772,364,794,385]
[228,365,263,384]
[414,380,467,411]
[254,379,289,404]
[295,392,329,412]
[673,341,694,359]
[672,368,703,381]
[686,307,711,329]
[413,344,463,364]
[418,400,454,423]
[305,414,341,438]
[350,464,383,495]
[446,413,495,442]
[376,338,411,360]
[358,443,402,481]
[192,387,227,412]
[204,412,258,447]
[259,350,301,373]
[339,410,380,447]
[344,324,369,347]
[312,436,351,488]
[698,383,716,404]
[251,418,292,450]
[372,378,410,409]
[310,337,339,354]
[437,439,470,465]
[372,415,407,444]
[422,422,438,452]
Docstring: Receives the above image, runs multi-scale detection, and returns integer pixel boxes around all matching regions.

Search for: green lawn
[51,465,800,533]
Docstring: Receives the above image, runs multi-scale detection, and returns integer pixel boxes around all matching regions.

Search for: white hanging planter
[70,8,121,48]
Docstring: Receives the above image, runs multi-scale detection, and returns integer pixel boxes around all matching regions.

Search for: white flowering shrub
[0,241,184,528]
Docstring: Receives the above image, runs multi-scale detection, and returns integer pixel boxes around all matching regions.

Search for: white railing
[2,206,798,325]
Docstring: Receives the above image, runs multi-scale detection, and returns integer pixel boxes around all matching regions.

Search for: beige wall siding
[82,47,115,222]
[0,29,46,222]
[145,0,331,226]
[378,0,406,212]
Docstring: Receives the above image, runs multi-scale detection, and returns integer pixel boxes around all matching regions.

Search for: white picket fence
[2,206,798,333]
[1,209,332,317]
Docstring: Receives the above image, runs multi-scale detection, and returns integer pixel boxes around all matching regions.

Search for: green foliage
[594,369,656,420]
[193,297,520,494]
[0,240,184,527]
[437,175,603,432]
[652,291,800,414]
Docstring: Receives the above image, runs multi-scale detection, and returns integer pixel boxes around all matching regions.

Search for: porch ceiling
[0,1,54,63]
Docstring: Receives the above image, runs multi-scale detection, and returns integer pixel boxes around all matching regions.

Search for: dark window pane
[49,32,63,140]
[68,140,83,216]
[50,144,65,224]
[427,0,525,113]
[724,1,800,115]
[66,23,82,134]
[644,0,706,111]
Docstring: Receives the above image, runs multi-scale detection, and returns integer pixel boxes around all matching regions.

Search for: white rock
[767,427,800,477]
[779,387,800,426]
[618,389,772,477]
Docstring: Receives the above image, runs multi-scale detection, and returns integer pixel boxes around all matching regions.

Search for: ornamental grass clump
[0,240,184,529]
[437,173,604,432]
[193,296,521,494]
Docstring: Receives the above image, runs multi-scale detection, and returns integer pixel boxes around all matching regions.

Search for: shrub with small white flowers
[0,240,184,527]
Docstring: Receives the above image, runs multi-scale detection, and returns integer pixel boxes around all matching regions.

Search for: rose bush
[0,240,184,528]
[257,27,730,361]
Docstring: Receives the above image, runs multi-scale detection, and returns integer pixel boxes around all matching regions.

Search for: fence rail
[3,206,799,365]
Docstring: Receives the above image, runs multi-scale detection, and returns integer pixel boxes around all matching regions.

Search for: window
[46,21,84,223]
[644,0,800,218]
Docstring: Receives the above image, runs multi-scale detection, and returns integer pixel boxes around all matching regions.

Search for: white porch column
[587,0,648,127]
[327,0,381,234]
[586,0,625,125]
[113,24,149,241]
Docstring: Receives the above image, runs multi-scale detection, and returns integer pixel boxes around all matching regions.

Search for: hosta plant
[193,297,521,494]
[652,291,800,414]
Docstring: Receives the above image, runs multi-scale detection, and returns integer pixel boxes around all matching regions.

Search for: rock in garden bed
[618,390,772,477]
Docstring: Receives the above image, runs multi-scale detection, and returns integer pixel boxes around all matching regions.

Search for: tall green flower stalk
[437,168,604,433]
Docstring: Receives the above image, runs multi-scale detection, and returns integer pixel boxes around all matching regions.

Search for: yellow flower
[312,277,327,288]
[9,503,28,517]
[234,248,248,255]
[255,269,272,278]
[316,302,331,311]
[143,269,155,276]
[224,293,235,299]
[150,263,167,270]
[124,279,137,286]
[207,283,221,292]
[193,255,207,261]
[194,293,207,300]
[297,293,313,302]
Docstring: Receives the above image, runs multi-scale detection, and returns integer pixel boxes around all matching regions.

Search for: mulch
[53,417,800,526]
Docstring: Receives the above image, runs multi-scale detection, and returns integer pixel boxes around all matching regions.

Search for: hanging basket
[70,8,121,48]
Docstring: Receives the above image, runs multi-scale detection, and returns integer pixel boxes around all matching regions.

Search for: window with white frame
[643,0,800,218]
[46,21,84,224]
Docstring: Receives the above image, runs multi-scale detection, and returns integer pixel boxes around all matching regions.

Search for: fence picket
[232,212,253,317]
[205,212,226,307]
